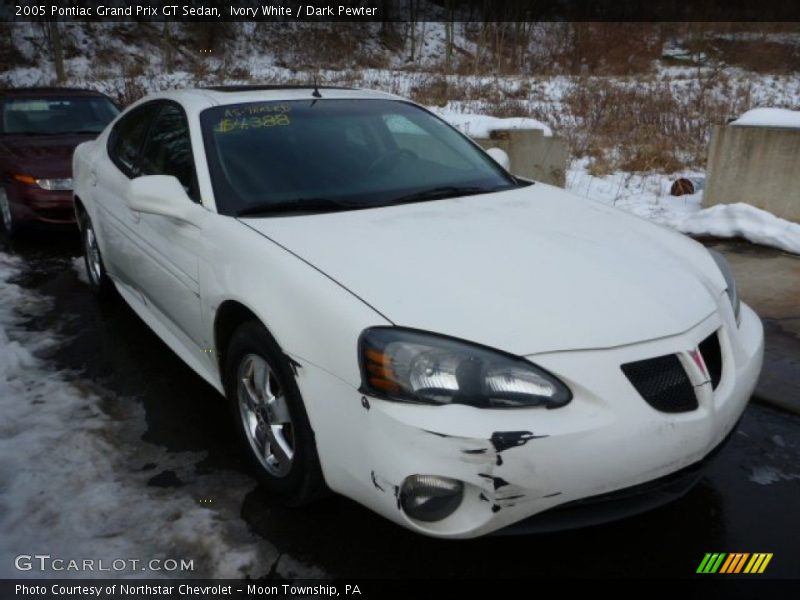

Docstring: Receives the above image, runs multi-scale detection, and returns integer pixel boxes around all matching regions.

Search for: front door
[127,101,204,347]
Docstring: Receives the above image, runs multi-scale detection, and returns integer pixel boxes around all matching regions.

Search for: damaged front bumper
[497,421,738,535]
[297,302,763,538]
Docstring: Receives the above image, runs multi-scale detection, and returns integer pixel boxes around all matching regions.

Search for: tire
[80,212,115,299]
[224,321,326,505]
[0,187,19,238]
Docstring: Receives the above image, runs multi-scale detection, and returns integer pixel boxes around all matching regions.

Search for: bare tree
[380,0,394,41]
[47,21,65,83]
[407,0,418,62]
[444,0,454,69]
[162,22,173,73]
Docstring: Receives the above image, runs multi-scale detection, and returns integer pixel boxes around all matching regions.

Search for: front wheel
[224,321,326,505]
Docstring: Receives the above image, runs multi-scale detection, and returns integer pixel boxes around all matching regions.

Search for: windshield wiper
[389,186,498,205]
[236,187,503,217]
[236,198,361,217]
[58,129,104,135]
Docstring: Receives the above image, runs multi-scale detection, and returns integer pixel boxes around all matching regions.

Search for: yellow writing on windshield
[223,103,291,118]
[215,113,291,133]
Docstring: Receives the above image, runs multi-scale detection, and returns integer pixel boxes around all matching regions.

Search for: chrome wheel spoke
[267,424,294,469]
[267,393,292,425]
[238,375,258,413]
[263,368,277,400]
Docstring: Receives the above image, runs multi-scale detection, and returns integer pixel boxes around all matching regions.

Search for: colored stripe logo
[697,553,773,574]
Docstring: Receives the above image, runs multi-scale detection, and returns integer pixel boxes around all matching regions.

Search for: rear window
[0,96,119,135]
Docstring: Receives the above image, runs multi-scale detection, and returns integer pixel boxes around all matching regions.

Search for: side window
[140,103,199,202]
[107,103,160,178]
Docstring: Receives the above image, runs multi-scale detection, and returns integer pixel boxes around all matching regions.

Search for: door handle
[89,171,97,186]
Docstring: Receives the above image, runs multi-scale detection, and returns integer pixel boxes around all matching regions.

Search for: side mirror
[128,175,196,223]
[485,147,511,171]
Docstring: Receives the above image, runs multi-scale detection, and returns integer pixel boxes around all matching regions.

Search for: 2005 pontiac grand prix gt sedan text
[72,87,764,538]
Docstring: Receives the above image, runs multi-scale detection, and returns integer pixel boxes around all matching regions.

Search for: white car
[72,87,764,538]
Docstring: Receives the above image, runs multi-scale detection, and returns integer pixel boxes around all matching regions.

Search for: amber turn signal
[12,174,36,185]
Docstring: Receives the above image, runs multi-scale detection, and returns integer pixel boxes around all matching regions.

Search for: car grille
[621,354,698,413]
[699,331,723,390]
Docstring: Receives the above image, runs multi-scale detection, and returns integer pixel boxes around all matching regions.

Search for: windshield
[0,96,119,135]
[200,99,519,216]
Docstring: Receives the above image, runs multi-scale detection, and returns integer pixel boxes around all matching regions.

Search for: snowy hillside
[1,21,799,252]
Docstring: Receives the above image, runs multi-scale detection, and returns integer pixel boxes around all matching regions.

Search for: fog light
[399,475,464,522]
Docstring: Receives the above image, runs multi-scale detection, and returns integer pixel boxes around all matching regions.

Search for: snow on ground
[748,465,800,486]
[432,109,552,138]
[677,203,800,255]
[71,255,90,285]
[567,159,705,225]
[732,107,800,129]
[567,160,800,255]
[0,252,283,579]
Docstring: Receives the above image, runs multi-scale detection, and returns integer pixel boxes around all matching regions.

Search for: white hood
[243,184,725,356]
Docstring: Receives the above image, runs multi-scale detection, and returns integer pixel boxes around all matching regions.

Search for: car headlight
[35,177,73,191]
[359,327,572,409]
[709,249,741,325]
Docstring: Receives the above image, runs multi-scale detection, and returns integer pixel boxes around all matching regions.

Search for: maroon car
[0,87,119,235]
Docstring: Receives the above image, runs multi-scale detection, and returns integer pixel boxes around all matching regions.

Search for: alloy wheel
[237,353,295,477]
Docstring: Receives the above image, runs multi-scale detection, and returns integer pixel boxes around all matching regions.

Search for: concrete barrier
[705,125,800,223]
[473,129,568,187]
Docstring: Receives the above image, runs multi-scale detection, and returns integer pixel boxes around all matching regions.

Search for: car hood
[242,184,726,356]
[0,134,95,178]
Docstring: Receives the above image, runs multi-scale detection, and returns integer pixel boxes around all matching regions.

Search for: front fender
[202,215,392,390]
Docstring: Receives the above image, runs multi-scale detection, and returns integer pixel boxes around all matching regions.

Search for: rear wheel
[224,321,326,504]
[0,187,18,237]
[80,213,115,298]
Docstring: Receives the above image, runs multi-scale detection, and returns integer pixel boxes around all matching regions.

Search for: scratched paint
[490,431,547,452]
[370,471,401,509]
[368,411,549,520]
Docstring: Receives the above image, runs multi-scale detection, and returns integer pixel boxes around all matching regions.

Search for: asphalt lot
[2,230,799,579]
[715,240,800,415]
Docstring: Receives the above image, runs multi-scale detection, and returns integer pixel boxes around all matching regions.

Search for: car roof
[203,85,358,93]
[0,86,111,98]
[131,86,406,114]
